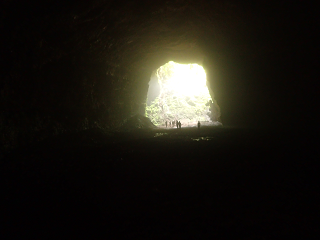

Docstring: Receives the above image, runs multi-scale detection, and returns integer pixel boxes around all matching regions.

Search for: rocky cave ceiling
[2,0,239,76]
[1,0,317,149]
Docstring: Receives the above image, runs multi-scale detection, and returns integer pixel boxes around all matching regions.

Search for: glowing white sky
[162,62,210,97]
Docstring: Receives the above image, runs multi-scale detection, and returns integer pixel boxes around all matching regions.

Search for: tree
[146,61,212,126]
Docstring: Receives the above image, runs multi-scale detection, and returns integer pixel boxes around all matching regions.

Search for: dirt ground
[159,121,222,128]
[2,127,319,239]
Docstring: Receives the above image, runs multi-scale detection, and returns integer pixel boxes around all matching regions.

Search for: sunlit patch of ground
[158,120,222,128]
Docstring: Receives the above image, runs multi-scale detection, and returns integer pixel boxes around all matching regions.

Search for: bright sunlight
[146,61,215,127]
[162,62,208,97]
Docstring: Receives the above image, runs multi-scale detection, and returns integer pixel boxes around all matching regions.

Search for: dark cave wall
[1,0,236,149]
[0,0,317,149]
[202,2,318,128]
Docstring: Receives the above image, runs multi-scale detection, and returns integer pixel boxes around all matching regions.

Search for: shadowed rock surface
[1,0,318,149]
[120,114,158,131]
[0,0,318,238]
[2,127,319,238]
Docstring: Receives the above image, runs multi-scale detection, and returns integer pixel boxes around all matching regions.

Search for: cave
[1,0,318,238]
[0,0,317,148]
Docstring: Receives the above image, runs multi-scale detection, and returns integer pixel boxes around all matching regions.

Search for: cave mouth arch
[145,61,222,127]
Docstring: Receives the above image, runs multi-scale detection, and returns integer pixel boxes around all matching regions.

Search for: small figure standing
[197,121,201,130]
[179,121,181,129]
[169,121,171,127]
[165,121,167,128]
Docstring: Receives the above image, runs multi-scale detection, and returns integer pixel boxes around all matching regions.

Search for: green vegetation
[146,61,212,126]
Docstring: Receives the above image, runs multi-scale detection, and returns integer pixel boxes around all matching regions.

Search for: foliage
[146,62,212,126]
[146,94,211,126]
[156,61,176,86]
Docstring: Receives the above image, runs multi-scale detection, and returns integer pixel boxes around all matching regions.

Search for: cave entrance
[146,61,221,127]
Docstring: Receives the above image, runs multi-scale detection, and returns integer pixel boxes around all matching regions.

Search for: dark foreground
[2,127,319,239]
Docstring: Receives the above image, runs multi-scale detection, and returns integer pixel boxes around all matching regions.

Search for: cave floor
[2,127,319,239]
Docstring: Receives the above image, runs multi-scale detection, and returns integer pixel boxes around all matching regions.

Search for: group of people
[164,120,201,129]
[165,120,182,129]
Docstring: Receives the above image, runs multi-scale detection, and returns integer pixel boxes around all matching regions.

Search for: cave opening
[145,61,221,127]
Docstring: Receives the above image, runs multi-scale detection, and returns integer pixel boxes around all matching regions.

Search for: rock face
[0,0,317,149]
[119,114,157,131]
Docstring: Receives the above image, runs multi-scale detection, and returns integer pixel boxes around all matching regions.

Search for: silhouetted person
[169,121,171,127]
[165,121,167,128]
[198,121,201,129]
[179,121,181,129]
